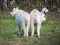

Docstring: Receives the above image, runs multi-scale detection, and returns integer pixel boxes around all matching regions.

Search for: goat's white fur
[30,7,48,38]
[10,7,30,37]
[10,7,48,38]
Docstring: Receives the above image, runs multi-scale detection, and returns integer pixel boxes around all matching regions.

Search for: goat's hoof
[17,34,21,38]
[31,34,34,36]
[24,36,28,38]
[37,36,40,38]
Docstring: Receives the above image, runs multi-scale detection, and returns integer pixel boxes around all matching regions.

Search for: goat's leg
[26,21,30,37]
[22,23,26,37]
[17,26,22,37]
[37,21,41,38]
[31,19,34,36]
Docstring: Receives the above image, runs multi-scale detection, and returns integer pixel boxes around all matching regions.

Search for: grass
[0,12,60,45]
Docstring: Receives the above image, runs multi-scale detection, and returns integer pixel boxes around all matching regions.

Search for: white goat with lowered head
[30,7,48,38]
[10,7,30,37]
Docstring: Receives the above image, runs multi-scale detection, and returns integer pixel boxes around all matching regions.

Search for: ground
[0,11,60,45]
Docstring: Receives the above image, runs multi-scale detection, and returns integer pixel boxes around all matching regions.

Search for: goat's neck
[41,10,44,13]
[41,11,45,14]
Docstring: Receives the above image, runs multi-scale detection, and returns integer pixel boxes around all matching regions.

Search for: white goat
[30,7,48,38]
[10,7,30,37]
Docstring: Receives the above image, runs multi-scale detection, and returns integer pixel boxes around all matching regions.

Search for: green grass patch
[0,12,60,45]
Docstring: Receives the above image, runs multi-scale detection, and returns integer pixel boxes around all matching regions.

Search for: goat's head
[40,13,46,22]
[42,7,49,13]
[10,7,19,16]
